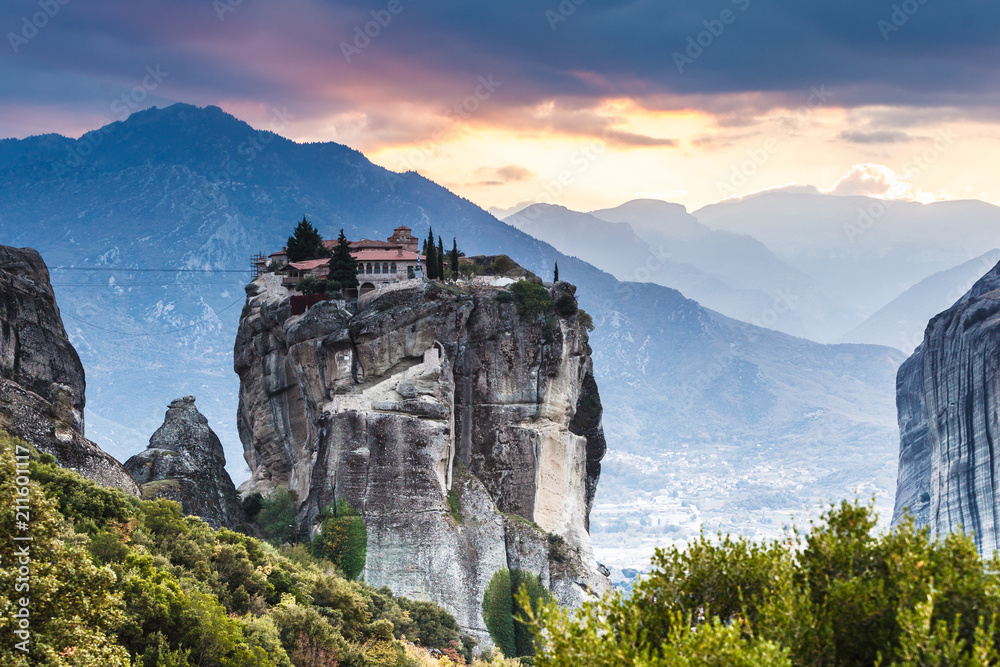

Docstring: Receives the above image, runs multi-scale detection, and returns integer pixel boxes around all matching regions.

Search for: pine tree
[450,238,460,274]
[327,229,359,291]
[425,227,437,279]
[554,262,559,282]
[286,217,328,262]
[437,235,445,280]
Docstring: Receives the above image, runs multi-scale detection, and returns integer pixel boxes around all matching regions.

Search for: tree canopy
[327,229,359,290]
[285,217,328,263]
[527,500,1000,667]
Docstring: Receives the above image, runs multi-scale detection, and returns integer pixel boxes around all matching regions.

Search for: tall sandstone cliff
[0,245,137,494]
[234,274,609,644]
[893,260,1000,555]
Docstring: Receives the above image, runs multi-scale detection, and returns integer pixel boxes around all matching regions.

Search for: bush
[508,281,553,320]
[258,488,299,546]
[577,309,594,332]
[490,255,516,276]
[482,569,553,659]
[554,294,577,317]
[296,277,342,296]
[312,499,368,580]
[243,491,264,521]
[526,501,1000,667]
[0,430,461,666]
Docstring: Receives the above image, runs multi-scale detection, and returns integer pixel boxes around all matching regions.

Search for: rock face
[893,260,1000,555]
[0,245,137,494]
[235,274,609,645]
[125,396,244,529]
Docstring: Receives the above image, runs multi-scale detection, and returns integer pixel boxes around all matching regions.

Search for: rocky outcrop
[125,396,244,529]
[235,274,609,645]
[0,246,137,494]
[893,260,1000,555]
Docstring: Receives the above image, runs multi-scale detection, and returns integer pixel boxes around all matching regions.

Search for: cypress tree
[554,262,559,282]
[425,227,436,279]
[437,235,445,280]
[450,238,460,274]
[327,229,359,290]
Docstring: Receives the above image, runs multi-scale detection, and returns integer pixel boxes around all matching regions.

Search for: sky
[2,0,1000,211]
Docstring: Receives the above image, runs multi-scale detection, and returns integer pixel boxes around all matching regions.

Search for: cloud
[466,165,537,188]
[5,0,1000,144]
[493,165,535,182]
[838,130,914,144]
[826,164,908,197]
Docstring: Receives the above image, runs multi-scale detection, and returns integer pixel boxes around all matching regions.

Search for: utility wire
[60,296,246,338]
[51,267,249,273]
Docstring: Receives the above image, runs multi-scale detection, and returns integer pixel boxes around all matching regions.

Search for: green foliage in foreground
[526,500,1000,667]
[0,432,471,666]
[482,569,553,659]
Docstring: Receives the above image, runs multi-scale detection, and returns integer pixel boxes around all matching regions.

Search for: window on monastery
[383,262,389,274]
[391,263,397,273]
[366,263,372,274]
[374,263,381,274]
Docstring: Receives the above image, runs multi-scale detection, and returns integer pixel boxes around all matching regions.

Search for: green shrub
[577,309,594,332]
[482,569,553,658]
[509,281,553,319]
[526,501,1000,667]
[296,276,342,295]
[399,598,462,650]
[554,294,577,317]
[242,491,264,521]
[312,499,368,580]
[496,290,515,304]
[447,487,462,524]
[0,430,462,666]
[490,255,516,276]
[257,488,299,546]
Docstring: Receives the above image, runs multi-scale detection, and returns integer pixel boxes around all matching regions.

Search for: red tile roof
[354,251,424,262]
[286,258,330,271]
[350,239,399,249]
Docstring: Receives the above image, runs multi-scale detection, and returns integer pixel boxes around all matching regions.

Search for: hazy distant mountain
[841,250,1000,352]
[506,200,858,342]
[694,192,1000,327]
[0,104,903,551]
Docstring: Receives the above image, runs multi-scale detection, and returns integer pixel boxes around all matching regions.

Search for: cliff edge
[234,273,609,644]
[893,259,1000,555]
[0,245,137,494]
